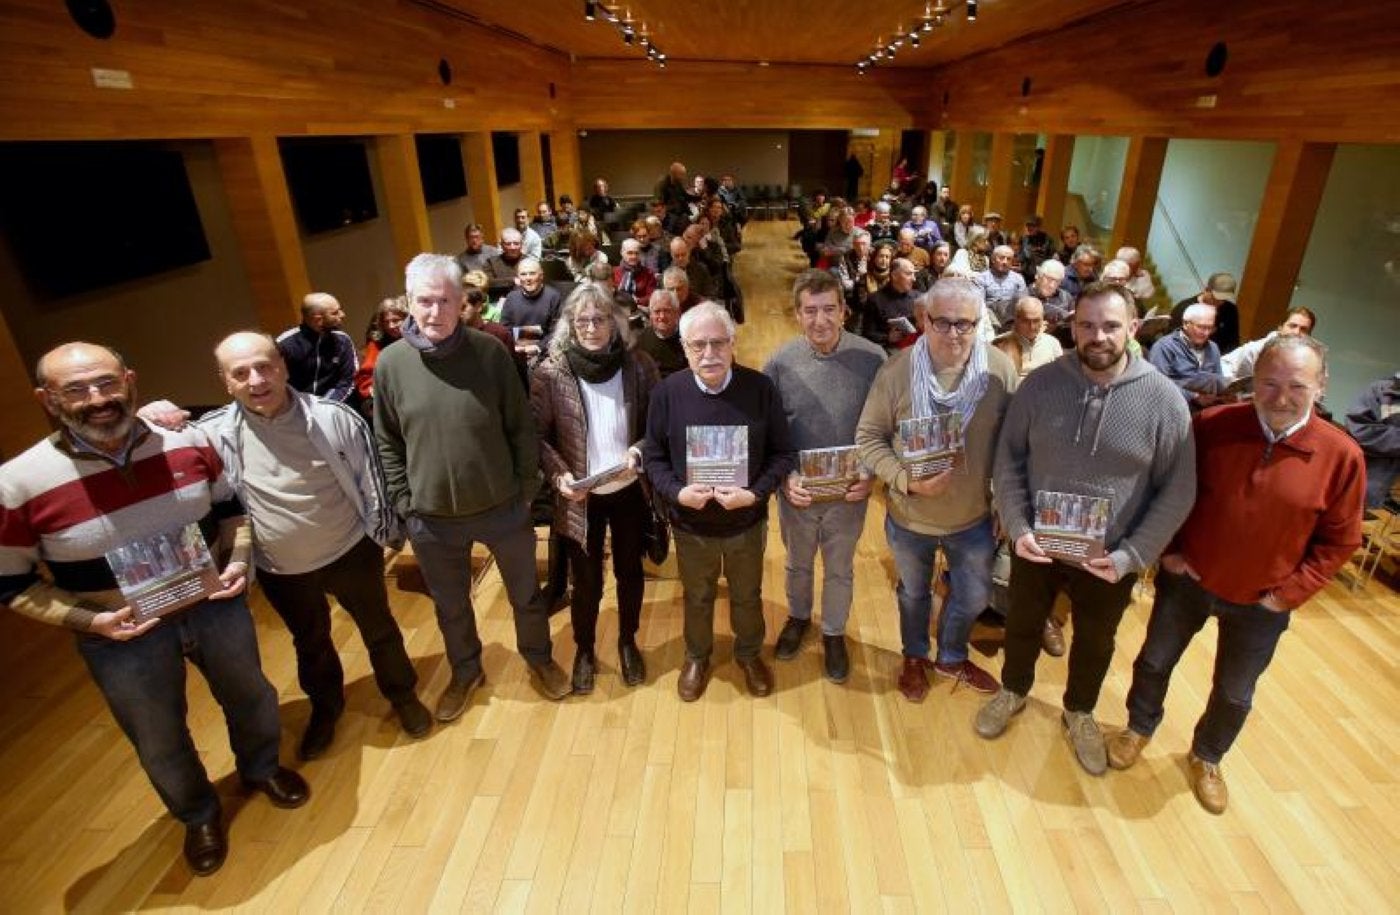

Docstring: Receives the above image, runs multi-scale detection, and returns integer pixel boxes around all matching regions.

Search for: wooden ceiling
[430,0,1139,67]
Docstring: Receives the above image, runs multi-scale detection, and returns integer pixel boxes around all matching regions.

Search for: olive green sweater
[374,322,539,518]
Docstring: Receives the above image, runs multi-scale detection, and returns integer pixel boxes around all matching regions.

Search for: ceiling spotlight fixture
[967,0,978,22]
[911,33,920,47]
[857,1,987,74]
[584,0,596,21]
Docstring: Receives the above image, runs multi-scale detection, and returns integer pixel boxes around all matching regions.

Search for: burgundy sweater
[1172,404,1365,608]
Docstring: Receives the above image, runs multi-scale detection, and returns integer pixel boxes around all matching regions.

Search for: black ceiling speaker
[66,0,115,38]
[438,58,453,85]
[1205,41,1228,77]
[1021,76,1032,97]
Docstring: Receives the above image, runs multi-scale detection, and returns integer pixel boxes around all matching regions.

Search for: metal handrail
[1153,197,1203,290]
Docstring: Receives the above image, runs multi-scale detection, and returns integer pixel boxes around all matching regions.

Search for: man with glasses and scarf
[857,278,1020,703]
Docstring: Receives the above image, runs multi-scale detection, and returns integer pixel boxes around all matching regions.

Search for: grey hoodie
[994,352,1195,577]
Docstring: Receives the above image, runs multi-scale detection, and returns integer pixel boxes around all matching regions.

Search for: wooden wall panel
[375,134,434,268]
[925,0,1400,144]
[0,0,572,140]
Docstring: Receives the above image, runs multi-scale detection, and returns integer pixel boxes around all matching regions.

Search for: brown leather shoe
[528,659,573,701]
[897,656,930,703]
[678,658,709,702]
[1106,728,1150,770]
[736,657,773,697]
[1042,618,1067,657]
[183,820,227,876]
[1187,753,1228,814]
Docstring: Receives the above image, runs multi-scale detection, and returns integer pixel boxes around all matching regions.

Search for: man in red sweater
[1105,335,1364,813]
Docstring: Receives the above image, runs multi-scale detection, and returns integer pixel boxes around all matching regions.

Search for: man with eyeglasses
[980,282,1195,777]
[643,301,795,701]
[0,342,308,877]
[857,278,1020,702]
[993,296,1063,378]
[764,270,887,682]
[1149,302,1230,407]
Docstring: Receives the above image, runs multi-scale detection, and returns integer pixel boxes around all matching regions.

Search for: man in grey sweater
[977,282,1195,776]
[375,254,571,717]
[764,270,886,682]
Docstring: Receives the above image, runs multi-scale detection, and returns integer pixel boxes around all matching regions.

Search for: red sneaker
[931,659,1000,695]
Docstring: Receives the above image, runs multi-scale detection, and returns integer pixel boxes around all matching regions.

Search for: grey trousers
[777,495,867,635]
[406,499,552,677]
[675,522,768,662]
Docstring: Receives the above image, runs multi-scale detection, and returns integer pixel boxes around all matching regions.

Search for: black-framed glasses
[927,318,978,336]
[684,337,733,354]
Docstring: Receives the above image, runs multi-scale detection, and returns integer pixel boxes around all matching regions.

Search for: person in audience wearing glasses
[635,289,688,378]
[0,342,308,877]
[1030,258,1075,330]
[1149,302,1231,407]
[1220,305,1316,383]
[1114,246,1156,306]
[764,270,887,682]
[980,282,1195,776]
[375,254,571,713]
[993,296,1064,379]
[1170,271,1241,353]
[856,278,1019,702]
[531,285,661,694]
[643,301,795,702]
[455,223,500,274]
[1106,335,1363,814]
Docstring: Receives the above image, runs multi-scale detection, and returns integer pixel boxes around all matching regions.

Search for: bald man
[195,332,429,759]
[1,342,307,877]
[1149,302,1230,406]
[276,292,358,402]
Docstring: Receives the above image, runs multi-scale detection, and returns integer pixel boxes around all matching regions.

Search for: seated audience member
[636,289,687,377]
[867,200,899,245]
[278,293,357,402]
[512,208,544,259]
[933,185,960,232]
[631,218,663,273]
[669,237,717,300]
[705,196,743,255]
[1060,244,1102,300]
[642,302,796,702]
[1030,258,1074,328]
[764,270,887,682]
[855,242,895,323]
[718,175,748,226]
[927,241,953,284]
[656,161,693,234]
[1057,225,1082,264]
[573,206,610,247]
[819,207,857,267]
[1115,246,1156,304]
[1150,302,1229,404]
[662,264,702,313]
[557,195,578,229]
[683,221,726,277]
[566,230,608,284]
[1017,214,1057,284]
[1346,371,1400,508]
[455,223,501,274]
[864,257,923,351]
[835,229,873,316]
[355,296,408,417]
[500,257,563,358]
[1106,335,1363,814]
[993,296,1064,377]
[983,212,1007,248]
[461,285,515,359]
[902,206,943,251]
[950,226,992,275]
[978,244,1029,328]
[852,198,875,229]
[1169,272,1242,353]
[894,228,931,271]
[952,205,979,251]
[531,284,660,693]
[485,228,528,297]
[531,201,560,246]
[1099,259,1139,314]
[614,238,658,309]
[587,177,617,216]
[1221,306,1317,382]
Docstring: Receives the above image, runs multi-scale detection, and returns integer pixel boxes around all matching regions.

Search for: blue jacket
[276,323,358,402]
[1149,330,1226,400]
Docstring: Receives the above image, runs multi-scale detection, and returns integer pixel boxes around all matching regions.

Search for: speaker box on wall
[66,0,116,39]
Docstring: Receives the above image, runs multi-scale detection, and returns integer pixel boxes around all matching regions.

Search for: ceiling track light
[856,0,984,73]
[911,33,920,47]
[967,0,978,22]
[584,0,596,21]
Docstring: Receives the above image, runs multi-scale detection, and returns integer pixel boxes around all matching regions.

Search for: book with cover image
[896,412,966,480]
[569,462,631,493]
[798,445,860,502]
[1034,490,1111,562]
[686,425,749,487]
[105,522,222,623]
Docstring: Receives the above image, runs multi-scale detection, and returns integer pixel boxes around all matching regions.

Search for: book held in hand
[686,425,749,487]
[105,522,222,623]
[896,412,966,480]
[798,445,861,502]
[568,462,632,493]
[1033,490,1111,562]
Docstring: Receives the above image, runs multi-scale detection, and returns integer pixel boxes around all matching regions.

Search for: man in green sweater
[375,254,571,719]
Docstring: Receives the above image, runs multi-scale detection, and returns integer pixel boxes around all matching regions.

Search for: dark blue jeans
[1125,569,1290,764]
[885,514,996,664]
[76,594,282,826]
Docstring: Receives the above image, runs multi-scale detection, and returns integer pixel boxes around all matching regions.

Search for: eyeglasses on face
[927,317,978,336]
[50,376,123,403]
[684,337,732,354]
[573,315,610,329]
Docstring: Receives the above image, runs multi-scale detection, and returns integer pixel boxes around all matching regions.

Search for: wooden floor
[2,221,1397,913]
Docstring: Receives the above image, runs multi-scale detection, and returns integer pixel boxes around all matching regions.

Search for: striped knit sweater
[0,422,247,630]
[994,352,1196,577]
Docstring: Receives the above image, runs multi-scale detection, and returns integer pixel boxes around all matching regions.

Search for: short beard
[61,401,135,446]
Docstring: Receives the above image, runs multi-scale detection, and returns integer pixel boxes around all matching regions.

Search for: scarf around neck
[910,336,990,429]
[565,337,626,384]
[402,316,466,358]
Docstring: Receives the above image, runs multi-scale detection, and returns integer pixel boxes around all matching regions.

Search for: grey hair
[517,256,542,275]
[662,265,688,288]
[852,228,872,244]
[1182,302,1217,325]
[1036,258,1066,279]
[648,289,680,312]
[1071,244,1102,265]
[1257,332,1329,380]
[992,244,1014,259]
[405,253,462,298]
[501,227,523,243]
[547,282,633,358]
[678,299,736,342]
[923,276,985,318]
[621,237,641,254]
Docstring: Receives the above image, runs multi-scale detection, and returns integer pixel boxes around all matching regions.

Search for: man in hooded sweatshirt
[976,282,1196,777]
[374,254,571,716]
